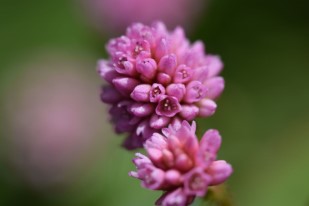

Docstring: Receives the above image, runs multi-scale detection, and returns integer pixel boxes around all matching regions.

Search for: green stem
[199,184,234,206]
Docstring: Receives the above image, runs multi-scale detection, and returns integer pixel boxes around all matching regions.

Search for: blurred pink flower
[98,22,224,149]
[129,121,232,206]
[3,54,108,188]
[82,0,206,34]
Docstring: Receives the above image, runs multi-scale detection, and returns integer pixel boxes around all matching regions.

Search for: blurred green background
[0,0,308,206]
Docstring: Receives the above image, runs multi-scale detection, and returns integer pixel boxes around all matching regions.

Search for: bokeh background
[0,0,308,206]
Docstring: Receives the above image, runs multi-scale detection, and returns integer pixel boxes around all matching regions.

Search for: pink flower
[82,0,206,35]
[2,54,107,188]
[98,22,224,149]
[129,121,233,206]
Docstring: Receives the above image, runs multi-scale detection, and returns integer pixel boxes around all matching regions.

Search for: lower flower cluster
[129,121,232,206]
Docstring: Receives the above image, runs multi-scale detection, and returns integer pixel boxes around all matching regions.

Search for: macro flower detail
[129,121,233,206]
[98,22,225,149]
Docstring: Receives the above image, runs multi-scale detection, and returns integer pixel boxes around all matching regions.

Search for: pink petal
[150,83,166,103]
[97,60,119,83]
[166,83,186,101]
[184,81,207,103]
[155,38,169,60]
[165,170,182,185]
[206,55,224,78]
[156,188,188,206]
[130,84,151,102]
[156,96,181,117]
[136,58,157,80]
[196,129,222,166]
[208,160,233,185]
[198,99,217,117]
[173,64,192,84]
[150,114,171,129]
[158,54,177,75]
[179,105,199,121]
[204,77,225,99]
[157,72,172,85]
[183,167,210,196]
[100,86,123,104]
[112,77,140,96]
[129,103,154,117]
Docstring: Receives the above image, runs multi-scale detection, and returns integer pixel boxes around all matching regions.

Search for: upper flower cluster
[129,121,232,206]
[98,22,224,149]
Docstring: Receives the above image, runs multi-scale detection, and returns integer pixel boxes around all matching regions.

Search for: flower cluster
[98,22,224,149]
[129,121,233,206]
[98,22,232,206]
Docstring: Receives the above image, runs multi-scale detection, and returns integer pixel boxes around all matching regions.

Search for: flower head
[129,121,233,206]
[98,22,224,149]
